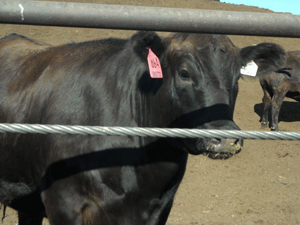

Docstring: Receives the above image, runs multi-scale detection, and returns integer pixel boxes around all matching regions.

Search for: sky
[220,0,300,15]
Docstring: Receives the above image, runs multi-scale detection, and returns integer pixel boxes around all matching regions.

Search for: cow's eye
[179,70,190,80]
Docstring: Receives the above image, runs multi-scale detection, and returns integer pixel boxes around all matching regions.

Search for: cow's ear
[240,43,286,77]
[130,31,166,60]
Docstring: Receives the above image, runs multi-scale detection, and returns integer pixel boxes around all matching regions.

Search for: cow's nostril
[205,138,242,153]
[204,138,243,160]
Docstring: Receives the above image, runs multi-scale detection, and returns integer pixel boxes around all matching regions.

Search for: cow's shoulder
[65,37,127,54]
[0,33,52,76]
[0,34,53,91]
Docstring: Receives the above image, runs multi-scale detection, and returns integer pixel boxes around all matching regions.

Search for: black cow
[0,31,285,225]
[260,50,300,131]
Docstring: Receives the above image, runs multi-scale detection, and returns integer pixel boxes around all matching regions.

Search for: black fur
[0,31,286,225]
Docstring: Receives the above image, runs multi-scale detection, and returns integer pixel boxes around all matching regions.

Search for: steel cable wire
[0,123,299,140]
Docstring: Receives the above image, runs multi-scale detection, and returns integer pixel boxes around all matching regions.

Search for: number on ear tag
[147,48,163,78]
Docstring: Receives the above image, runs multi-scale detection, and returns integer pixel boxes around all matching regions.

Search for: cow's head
[130,32,286,159]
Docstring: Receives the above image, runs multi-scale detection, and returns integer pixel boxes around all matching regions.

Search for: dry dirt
[0,0,299,224]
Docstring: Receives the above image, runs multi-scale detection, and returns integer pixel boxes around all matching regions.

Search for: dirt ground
[0,0,300,224]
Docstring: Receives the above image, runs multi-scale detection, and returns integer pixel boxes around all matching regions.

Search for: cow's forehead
[165,33,237,54]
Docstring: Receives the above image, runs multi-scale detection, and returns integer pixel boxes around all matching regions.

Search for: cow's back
[0,33,51,51]
[0,34,128,124]
[0,33,53,119]
[0,33,51,80]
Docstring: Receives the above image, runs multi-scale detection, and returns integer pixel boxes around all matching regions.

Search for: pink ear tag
[147,48,163,78]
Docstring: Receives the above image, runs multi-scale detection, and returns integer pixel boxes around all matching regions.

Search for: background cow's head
[130,31,286,159]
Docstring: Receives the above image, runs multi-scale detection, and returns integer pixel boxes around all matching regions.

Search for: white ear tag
[240,60,258,77]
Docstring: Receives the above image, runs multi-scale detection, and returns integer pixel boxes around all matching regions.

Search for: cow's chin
[171,138,243,159]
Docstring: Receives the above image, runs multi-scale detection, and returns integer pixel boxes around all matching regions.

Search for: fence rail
[1,1,300,37]
[0,123,299,140]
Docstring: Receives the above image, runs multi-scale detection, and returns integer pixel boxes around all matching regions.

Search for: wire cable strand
[0,123,299,140]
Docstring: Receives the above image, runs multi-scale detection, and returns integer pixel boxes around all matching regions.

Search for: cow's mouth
[203,138,243,159]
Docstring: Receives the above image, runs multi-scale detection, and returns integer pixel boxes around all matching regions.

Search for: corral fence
[0,1,300,140]
[1,1,300,37]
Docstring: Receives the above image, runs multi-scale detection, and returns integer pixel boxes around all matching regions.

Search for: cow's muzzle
[197,120,243,159]
[203,137,243,159]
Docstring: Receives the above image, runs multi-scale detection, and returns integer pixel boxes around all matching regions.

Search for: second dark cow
[0,32,286,225]
[260,50,300,131]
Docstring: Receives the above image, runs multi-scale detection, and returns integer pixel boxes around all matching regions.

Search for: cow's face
[131,32,285,158]
[162,33,286,158]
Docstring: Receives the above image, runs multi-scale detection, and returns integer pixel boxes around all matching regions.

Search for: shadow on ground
[254,101,300,123]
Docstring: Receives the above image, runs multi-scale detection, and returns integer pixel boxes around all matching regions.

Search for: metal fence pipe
[0,1,300,37]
